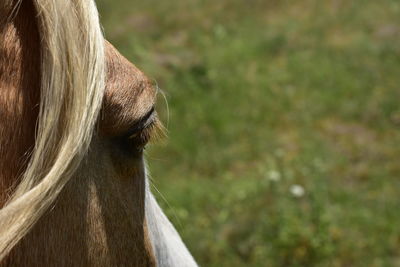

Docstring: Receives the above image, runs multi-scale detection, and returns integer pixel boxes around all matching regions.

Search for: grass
[97,0,400,266]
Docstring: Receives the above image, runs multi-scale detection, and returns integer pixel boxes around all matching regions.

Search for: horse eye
[127,120,155,151]
[112,108,156,155]
[124,107,155,137]
[114,107,166,156]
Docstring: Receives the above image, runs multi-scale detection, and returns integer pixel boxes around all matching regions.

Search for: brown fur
[0,1,157,266]
[101,42,157,137]
[0,0,40,206]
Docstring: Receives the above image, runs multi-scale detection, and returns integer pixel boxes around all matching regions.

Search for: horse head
[0,0,197,266]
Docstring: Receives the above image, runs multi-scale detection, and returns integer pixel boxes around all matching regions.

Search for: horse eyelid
[123,107,156,138]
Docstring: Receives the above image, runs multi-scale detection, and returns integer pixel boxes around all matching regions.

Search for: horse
[0,0,197,266]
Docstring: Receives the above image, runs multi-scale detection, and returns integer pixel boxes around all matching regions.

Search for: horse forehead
[101,42,156,136]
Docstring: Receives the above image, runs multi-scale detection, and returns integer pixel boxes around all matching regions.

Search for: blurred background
[97,0,400,266]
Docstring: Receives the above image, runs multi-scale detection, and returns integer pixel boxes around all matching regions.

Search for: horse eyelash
[129,116,167,145]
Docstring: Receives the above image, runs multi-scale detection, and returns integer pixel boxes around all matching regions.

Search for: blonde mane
[0,0,105,259]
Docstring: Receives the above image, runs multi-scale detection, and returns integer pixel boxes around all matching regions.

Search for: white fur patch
[145,177,198,267]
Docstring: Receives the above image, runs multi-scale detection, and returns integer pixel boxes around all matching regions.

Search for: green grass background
[97,0,400,266]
